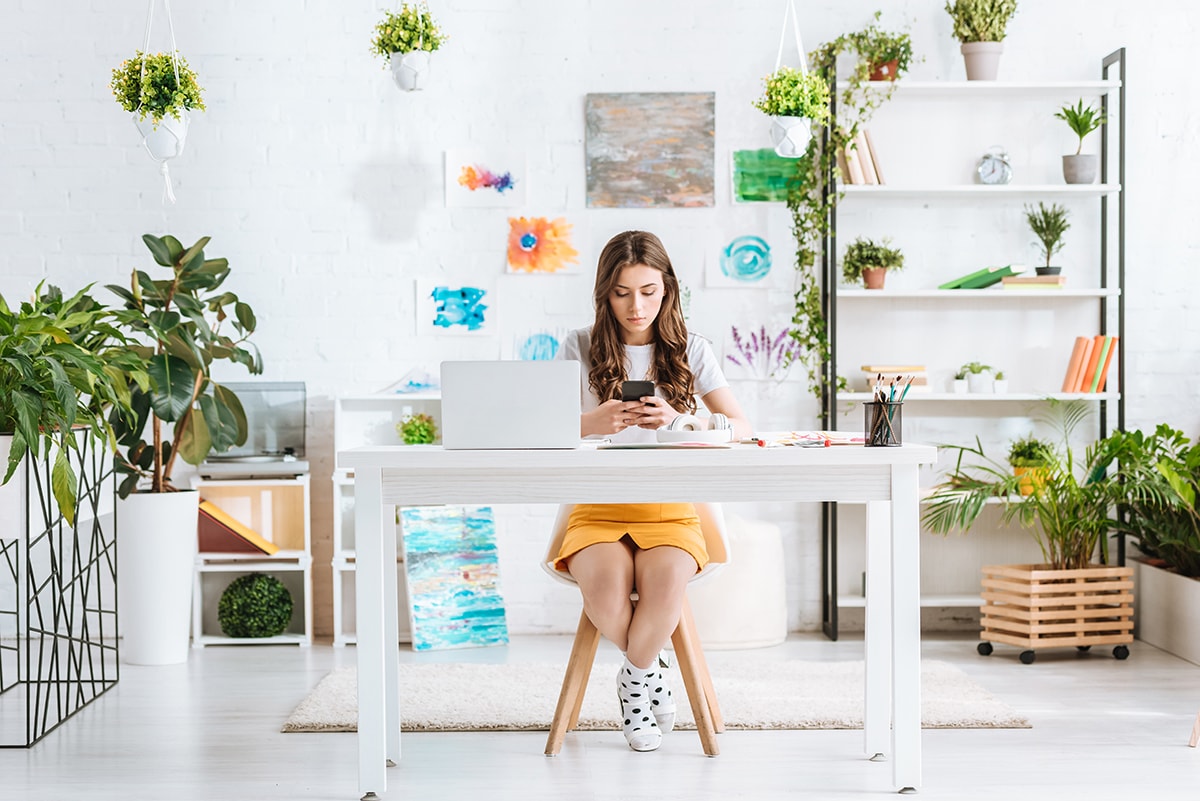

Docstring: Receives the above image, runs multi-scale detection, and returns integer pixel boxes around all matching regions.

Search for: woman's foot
[616,659,661,752]
[646,664,677,733]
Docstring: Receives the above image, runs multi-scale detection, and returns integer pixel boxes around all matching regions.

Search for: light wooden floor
[2,633,1197,801]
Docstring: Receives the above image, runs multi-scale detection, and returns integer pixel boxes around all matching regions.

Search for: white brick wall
[2,1,1197,636]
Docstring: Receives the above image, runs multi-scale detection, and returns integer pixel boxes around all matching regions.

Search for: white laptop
[440,360,582,449]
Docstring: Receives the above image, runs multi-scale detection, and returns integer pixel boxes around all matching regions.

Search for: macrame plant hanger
[768,0,814,158]
[137,0,184,204]
[774,0,809,78]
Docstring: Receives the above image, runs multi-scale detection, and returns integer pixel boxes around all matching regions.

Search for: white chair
[540,502,729,757]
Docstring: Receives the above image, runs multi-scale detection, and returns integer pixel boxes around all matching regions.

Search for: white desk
[341,442,937,799]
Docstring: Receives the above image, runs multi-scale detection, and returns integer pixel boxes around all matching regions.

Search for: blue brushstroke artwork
[400,506,508,651]
[431,286,488,331]
[518,332,561,360]
[720,236,772,282]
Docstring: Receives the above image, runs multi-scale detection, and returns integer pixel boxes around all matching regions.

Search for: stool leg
[1189,708,1200,748]
[671,604,719,757]
[545,609,601,756]
[681,600,724,733]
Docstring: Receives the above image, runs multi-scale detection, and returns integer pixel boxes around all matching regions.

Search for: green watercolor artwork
[732,149,796,203]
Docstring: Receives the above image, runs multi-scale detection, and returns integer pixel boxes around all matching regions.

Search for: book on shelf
[1002,274,1066,288]
[1076,334,1105,392]
[1061,334,1118,393]
[1089,335,1118,392]
[843,137,867,184]
[863,129,884,184]
[1061,336,1092,392]
[938,264,1027,290]
[855,131,878,185]
[838,129,884,185]
[859,365,930,394]
[198,500,279,555]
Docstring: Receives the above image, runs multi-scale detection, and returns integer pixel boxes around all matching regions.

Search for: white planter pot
[117,490,199,665]
[768,115,813,158]
[1134,558,1200,667]
[390,50,432,91]
[133,111,189,160]
[966,373,994,393]
[1062,154,1099,184]
[952,379,969,394]
[993,379,1009,394]
[960,42,1003,81]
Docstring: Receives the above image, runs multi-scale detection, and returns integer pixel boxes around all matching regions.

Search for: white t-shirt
[558,327,728,443]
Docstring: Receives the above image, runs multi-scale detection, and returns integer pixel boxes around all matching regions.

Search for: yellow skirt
[554,503,707,573]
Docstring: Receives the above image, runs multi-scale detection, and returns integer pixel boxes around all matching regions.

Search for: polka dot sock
[645,662,677,733]
[616,657,662,752]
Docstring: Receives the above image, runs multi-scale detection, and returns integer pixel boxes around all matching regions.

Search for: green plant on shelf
[217,573,293,638]
[397,412,437,445]
[1008,434,1052,468]
[841,237,905,284]
[846,11,916,79]
[958,361,993,376]
[1055,99,1107,155]
[944,0,1019,43]
[1024,202,1071,269]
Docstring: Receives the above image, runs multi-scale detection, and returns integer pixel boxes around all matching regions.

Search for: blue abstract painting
[720,236,772,282]
[431,286,488,331]
[400,506,508,651]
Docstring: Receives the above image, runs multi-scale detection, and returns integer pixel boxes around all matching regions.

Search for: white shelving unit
[190,474,313,647]
[330,393,441,646]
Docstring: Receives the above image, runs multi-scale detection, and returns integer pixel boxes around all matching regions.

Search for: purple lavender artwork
[726,325,797,380]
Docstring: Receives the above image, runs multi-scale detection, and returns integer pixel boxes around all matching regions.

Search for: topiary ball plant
[217,573,293,638]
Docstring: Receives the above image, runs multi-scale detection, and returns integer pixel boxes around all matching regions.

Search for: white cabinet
[190,475,312,646]
[331,393,441,646]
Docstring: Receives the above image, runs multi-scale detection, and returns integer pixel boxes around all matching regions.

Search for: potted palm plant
[1025,202,1070,276]
[370,3,447,92]
[944,0,1019,81]
[841,237,904,289]
[1055,99,1106,185]
[105,233,262,665]
[751,66,832,158]
[110,50,205,160]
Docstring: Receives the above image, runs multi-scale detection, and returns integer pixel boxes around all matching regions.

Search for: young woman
[555,230,750,752]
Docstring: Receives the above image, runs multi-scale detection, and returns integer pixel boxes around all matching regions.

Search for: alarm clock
[976,147,1013,185]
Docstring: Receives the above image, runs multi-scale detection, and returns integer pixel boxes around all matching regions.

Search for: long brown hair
[588,231,696,413]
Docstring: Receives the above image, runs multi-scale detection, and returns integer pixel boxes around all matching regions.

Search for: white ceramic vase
[1062,154,1099,184]
[960,42,1003,81]
[390,50,431,91]
[967,373,995,393]
[133,111,189,160]
[117,490,199,665]
[768,116,813,158]
[952,379,969,394]
[993,379,1009,394]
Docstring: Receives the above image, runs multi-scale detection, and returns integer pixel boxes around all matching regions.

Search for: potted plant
[110,50,205,160]
[105,233,262,665]
[958,361,994,393]
[370,3,447,92]
[992,369,1008,394]
[752,66,832,158]
[1025,202,1070,276]
[952,366,969,394]
[944,0,1019,81]
[847,11,916,81]
[841,237,904,289]
[397,412,437,445]
[1055,99,1106,185]
[1007,434,1050,496]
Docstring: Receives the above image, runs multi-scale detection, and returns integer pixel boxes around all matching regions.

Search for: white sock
[616,657,661,752]
[645,662,677,732]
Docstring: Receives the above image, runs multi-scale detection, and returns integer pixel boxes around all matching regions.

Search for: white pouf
[686,515,788,649]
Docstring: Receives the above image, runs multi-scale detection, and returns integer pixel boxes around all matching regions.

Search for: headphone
[667,413,732,433]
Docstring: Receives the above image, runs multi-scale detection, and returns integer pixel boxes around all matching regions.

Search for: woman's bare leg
[625,546,696,668]
[565,540,635,651]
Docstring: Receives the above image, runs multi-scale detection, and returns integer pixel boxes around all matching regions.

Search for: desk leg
[890,463,922,793]
[355,467,387,799]
[384,504,401,766]
[864,500,891,762]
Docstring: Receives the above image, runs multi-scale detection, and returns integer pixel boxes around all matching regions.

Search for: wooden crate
[980,563,1134,651]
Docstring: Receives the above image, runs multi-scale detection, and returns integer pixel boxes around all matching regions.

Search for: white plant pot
[1062,154,1099,184]
[1134,559,1200,667]
[768,115,813,158]
[117,490,199,665]
[966,373,994,393]
[993,379,1009,394]
[390,50,432,91]
[960,42,1003,81]
[133,111,189,160]
[952,379,969,394]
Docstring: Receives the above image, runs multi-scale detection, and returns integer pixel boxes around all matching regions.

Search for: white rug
[281,659,1029,732]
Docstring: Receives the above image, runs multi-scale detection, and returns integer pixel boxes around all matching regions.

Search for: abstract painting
[504,326,569,360]
[506,216,580,274]
[417,280,492,335]
[706,235,774,287]
[585,92,715,208]
[445,150,527,207]
[400,506,508,651]
[731,148,796,203]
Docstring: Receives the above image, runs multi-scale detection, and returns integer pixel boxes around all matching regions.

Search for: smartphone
[621,380,655,402]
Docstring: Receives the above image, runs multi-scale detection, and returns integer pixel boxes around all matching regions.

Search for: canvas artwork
[400,505,508,651]
[506,216,580,274]
[444,150,527,207]
[731,148,796,203]
[417,279,493,335]
[503,326,570,360]
[723,324,799,382]
[706,234,774,287]
[585,92,715,208]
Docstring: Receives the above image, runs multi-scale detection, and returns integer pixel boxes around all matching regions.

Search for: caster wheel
[1076,645,1091,652]
[1113,645,1130,660]
[1019,650,1036,665]
[977,642,994,656]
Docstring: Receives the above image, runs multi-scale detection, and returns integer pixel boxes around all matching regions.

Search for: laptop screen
[208,381,307,460]
[440,361,581,450]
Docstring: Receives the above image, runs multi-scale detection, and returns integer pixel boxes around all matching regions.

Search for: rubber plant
[783,12,914,398]
[106,234,263,497]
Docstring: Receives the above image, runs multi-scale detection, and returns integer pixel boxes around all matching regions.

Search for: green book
[1087,336,1113,392]
[938,267,995,290]
[957,264,1027,289]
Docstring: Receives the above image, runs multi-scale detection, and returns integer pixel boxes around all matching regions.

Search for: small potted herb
[944,0,1019,81]
[1025,202,1070,275]
[1055,99,1106,184]
[110,50,205,160]
[952,366,969,394]
[993,369,1008,394]
[841,237,904,290]
[1008,434,1051,495]
[370,3,447,92]
[397,412,437,445]
[959,361,995,393]
[848,12,916,81]
[751,66,832,158]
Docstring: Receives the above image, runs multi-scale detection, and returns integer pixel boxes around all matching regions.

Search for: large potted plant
[841,237,904,289]
[110,50,205,161]
[944,0,1019,81]
[1055,99,1106,185]
[370,3,447,92]
[922,401,1166,663]
[105,233,262,665]
[752,66,831,158]
[1025,202,1070,276]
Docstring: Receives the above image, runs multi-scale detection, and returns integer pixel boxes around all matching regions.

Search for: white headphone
[667,413,732,432]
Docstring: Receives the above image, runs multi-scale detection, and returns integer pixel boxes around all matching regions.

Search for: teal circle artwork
[721,236,772,282]
[520,232,538,251]
[518,333,560,360]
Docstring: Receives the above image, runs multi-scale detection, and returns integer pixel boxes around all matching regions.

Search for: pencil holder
[864,402,903,447]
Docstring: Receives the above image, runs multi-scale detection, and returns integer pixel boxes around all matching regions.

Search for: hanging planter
[132,109,189,160]
[752,2,829,158]
[372,3,446,92]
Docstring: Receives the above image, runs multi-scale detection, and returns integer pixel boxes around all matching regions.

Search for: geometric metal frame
[0,432,119,747]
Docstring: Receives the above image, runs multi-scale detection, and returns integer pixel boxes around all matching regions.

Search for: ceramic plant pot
[862,267,887,289]
[133,111,188,160]
[1062,154,1098,184]
[390,50,431,91]
[769,116,813,158]
[869,59,899,81]
[966,373,994,393]
[1036,266,1062,276]
[961,42,1003,81]
[952,379,969,394]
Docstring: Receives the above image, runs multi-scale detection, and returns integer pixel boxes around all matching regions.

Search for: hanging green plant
[110,50,205,126]
[370,3,446,57]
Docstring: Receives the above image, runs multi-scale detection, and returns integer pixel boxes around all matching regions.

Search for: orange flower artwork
[506,216,580,274]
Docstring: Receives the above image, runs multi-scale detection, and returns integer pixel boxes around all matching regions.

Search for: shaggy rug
[281,659,1029,732]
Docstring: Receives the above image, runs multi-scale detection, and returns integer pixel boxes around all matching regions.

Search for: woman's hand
[631,395,679,430]
[582,399,659,436]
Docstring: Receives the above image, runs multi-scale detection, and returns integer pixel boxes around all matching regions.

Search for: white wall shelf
[845,79,1121,95]
[839,392,1119,402]
[837,593,983,609]
[841,184,1120,198]
[838,288,1121,299]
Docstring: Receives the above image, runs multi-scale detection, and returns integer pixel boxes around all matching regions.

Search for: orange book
[1075,335,1105,392]
[1061,336,1090,392]
[1066,337,1094,393]
[1092,336,1118,392]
